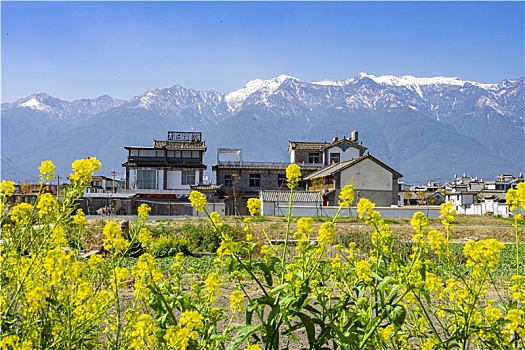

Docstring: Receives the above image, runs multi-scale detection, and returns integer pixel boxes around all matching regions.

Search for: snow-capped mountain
[1,73,523,183]
[2,92,126,122]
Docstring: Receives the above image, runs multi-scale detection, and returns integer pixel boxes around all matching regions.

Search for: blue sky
[2,1,524,103]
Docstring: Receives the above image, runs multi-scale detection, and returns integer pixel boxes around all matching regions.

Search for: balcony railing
[217,161,324,168]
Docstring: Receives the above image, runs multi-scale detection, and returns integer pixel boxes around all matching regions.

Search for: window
[249,174,261,187]
[224,175,232,187]
[136,170,157,189]
[139,149,156,157]
[156,150,165,157]
[192,151,200,159]
[130,149,139,157]
[329,153,340,163]
[182,171,196,185]
[308,152,320,164]
[182,150,192,158]
[278,174,286,188]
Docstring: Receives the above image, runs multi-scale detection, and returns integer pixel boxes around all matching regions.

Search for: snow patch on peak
[225,75,300,112]
[20,97,53,112]
[312,79,347,87]
[361,73,498,90]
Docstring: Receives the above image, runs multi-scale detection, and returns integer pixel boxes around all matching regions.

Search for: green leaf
[252,261,274,287]
[295,311,316,347]
[378,276,396,293]
[226,324,263,350]
[268,283,287,296]
[387,304,406,329]
[386,284,404,304]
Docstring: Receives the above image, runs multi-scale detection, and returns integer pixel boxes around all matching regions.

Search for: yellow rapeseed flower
[179,310,204,332]
[73,208,87,226]
[286,164,301,188]
[439,202,456,231]
[484,304,503,324]
[247,198,261,216]
[338,184,355,207]
[505,309,525,337]
[427,229,449,256]
[138,228,153,249]
[102,221,129,255]
[318,222,336,247]
[511,275,525,302]
[10,202,33,225]
[137,203,151,220]
[506,182,525,212]
[39,160,55,182]
[245,345,262,350]
[189,191,207,212]
[356,198,375,219]
[355,260,373,284]
[411,211,429,234]
[0,180,15,198]
[210,211,224,231]
[463,238,505,269]
[294,217,314,242]
[36,192,58,219]
[229,290,245,313]
[378,325,394,341]
[69,157,102,187]
[128,313,157,350]
[205,272,221,299]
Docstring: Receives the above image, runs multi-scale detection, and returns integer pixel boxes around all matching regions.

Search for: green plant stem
[281,184,295,283]
[514,217,520,276]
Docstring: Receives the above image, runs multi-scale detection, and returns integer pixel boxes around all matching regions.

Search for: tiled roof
[304,154,403,180]
[288,139,367,152]
[190,184,223,191]
[259,190,322,202]
[288,142,327,152]
[122,161,206,169]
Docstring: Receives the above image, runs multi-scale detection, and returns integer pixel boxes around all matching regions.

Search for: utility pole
[56,175,60,198]
[111,171,117,194]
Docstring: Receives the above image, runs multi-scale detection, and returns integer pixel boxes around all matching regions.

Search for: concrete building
[304,154,403,207]
[123,131,206,191]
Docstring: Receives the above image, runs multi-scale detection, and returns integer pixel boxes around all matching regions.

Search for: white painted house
[122,131,206,192]
[304,154,403,207]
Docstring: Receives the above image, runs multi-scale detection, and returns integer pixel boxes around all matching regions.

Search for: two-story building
[288,131,367,165]
[212,148,322,215]
[304,154,403,207]
[123,131,206,191]
[213,131,402,214]
[119,131,211,215]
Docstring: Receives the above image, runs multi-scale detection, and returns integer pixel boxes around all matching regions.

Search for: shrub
[149,235,190,258]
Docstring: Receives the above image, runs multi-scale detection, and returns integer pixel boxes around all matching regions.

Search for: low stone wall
[272,205,441,218]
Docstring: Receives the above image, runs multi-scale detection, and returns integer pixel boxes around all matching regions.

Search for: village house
[213,131,403,214]
[85,175,125,194]
[444,173,524,217]
[212,148,321,215]
[304,153,403,207]
[98,131,214,216]
[212,131,369,214]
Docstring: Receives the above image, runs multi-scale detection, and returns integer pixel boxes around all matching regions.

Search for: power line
[1,153,39,180]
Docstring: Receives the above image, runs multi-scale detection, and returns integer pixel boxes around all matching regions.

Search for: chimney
[351,130,358,142]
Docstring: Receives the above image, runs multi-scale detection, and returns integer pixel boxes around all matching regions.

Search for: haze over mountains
[2,73,524,184]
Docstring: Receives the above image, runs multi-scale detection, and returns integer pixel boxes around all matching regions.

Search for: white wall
[325,144,361,163]
[340,159,392,191]
[272,205,441,218]
[167,170,182,189]
[466,201,510,217]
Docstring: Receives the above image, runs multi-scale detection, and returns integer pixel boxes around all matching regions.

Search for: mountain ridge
[2,73,523,184]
